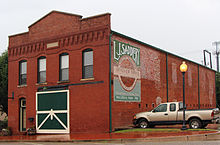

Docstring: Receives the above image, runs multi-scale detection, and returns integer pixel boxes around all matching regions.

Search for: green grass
[114,128,217,133]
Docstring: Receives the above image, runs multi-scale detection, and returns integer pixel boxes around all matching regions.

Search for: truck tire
[189,118,202,129]
[138,119,149,128]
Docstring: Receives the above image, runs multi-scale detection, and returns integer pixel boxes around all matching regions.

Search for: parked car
[133,102,220,129]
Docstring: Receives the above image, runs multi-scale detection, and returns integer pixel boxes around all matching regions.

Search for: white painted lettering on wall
[156,96,162,105]
[188,67,192,87]
[140,49,160,90]
[113,40,140,66]
[113,40,141,102]
[172,63,177,84]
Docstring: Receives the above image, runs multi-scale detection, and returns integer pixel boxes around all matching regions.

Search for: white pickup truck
[133,102,220,129]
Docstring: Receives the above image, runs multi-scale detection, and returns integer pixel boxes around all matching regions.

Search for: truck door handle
[164,113,168,115]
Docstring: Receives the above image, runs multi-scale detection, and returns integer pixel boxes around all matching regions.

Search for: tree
[216,72,220,108]
[0,51,8,113]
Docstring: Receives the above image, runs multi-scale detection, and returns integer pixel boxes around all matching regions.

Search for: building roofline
[82,13,111,20]
[8,32,29,38]
[28,10,83,28]
[111,30,216,72]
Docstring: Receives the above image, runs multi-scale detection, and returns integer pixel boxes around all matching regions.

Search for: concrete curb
[0,131,219,143]
[70,132,220,143]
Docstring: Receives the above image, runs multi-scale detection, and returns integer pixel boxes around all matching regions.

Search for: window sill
[17,84,27,88]
[36,82,47,86]
[57,80,70,84]
[80,78,95,81]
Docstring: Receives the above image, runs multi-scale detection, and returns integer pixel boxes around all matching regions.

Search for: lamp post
[180,61,188,130]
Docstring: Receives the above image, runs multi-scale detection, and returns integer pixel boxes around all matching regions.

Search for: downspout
[166,53,169,102]
[215,72,217,108]
[109,32,113,132]
[198,65,200,109]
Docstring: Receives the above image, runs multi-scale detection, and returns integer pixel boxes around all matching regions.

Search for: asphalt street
[0,141,220,145]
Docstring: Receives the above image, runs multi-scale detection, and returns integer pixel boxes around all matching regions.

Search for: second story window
[19,60,27,85]
[60,53,69,81]
[38,56,46,83]
[82,49,93,79]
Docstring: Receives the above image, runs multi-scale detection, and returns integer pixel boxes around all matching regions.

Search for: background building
[8,11,216,134]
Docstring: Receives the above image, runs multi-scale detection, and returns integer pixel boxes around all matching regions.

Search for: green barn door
[36,90,69,133]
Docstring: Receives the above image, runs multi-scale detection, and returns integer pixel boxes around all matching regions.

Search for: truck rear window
[170,104,176,111]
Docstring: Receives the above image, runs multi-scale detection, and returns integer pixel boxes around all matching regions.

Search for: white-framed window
[60,53,69,81]
[38,56,46,83]
[82,49,93,79]
[19,60,27,85]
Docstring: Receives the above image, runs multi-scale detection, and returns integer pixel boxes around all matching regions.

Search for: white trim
[36,90,69,134]
[36,90,69,95]
[37,110,68,114]
[20,107,22,132]
[54,114,68,130]
[35,129,69,133]
[20,99,26,132]
[37,110,68,130]
[20,99,26,107]
[37,113,50,130]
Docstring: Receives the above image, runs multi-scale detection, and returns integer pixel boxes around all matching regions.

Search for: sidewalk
[0,124,219,142]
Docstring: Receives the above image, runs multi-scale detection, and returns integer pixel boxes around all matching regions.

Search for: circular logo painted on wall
[114,55,140,92]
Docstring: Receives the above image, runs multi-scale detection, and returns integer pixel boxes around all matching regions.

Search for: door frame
[36,90,69,134]
[19,98,26,132]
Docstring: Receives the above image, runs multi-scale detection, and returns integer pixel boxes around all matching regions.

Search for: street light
[180,61,188,130]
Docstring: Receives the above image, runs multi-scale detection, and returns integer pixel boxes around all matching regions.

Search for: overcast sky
[1,0,220,70]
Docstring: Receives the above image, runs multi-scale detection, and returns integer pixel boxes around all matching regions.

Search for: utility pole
[213,41,220,72]
[203,50,212,68]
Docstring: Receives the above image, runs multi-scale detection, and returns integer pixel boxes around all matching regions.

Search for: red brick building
[8,11,216,134]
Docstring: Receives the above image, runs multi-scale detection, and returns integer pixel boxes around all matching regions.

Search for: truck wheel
[138,119,149,128]
[189,118,202,129]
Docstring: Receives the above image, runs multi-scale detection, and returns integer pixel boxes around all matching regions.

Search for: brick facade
[8,11,111,134]
[110,33,216,129]
[8,11,216,135]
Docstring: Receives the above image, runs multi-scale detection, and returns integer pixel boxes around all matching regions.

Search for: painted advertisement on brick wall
[113,40,141,102]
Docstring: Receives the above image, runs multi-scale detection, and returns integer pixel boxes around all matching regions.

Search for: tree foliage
[216,72,220,108]
[0,51,8,113]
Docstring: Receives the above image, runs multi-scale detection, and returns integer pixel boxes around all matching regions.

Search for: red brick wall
[8,11,111,134]
[111,35,168,129]
[167,55,200,109]
[111,34,216,131]
[199,67,216,109]
[8,11,111,48]
[8,11,216,134]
